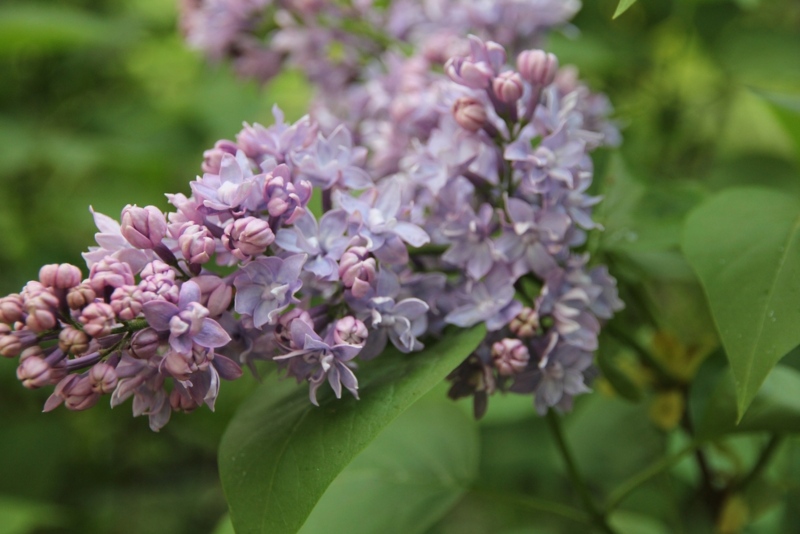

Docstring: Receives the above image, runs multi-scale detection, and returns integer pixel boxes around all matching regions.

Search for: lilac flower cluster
[1,27,622,426]
[179,0,579,88]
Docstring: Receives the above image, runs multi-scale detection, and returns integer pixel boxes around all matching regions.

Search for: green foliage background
[1,0,800,532]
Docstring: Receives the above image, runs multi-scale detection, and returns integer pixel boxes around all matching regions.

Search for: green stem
[546,410,617,534]
[605,440,701,511]
[605,323,683,388]
[733,434,783,492]
[471,487,591,525]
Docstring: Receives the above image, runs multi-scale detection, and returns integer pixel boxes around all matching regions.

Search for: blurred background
[0,0,798,532]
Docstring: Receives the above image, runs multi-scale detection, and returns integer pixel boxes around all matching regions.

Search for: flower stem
[545,410,617,534]
[733,434,783,492]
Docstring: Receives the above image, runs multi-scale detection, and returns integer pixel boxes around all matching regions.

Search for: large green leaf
[683,188,800,418]
[613,0,639,19]
[696,365,800,438]
[218,326,485,534]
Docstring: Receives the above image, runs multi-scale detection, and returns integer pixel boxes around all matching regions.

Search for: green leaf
[218,326,486,534]
[696,365,800,438]
[613,0,639,19]
[0,496,63,534]
[683,188,800,418]
[299,394,478,534]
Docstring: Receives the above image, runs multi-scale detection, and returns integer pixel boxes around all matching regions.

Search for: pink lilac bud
[58,326,90,355]
[333,316,368,346]
[89,362,118,394]
[193,275,232,316]
[24,293,58,332]
[517,50,559,87]
[264,166,311,223]
[39,263,82,289]
[0,333,22,358]
[339,247,377,298]
[509,307,539,338]
[130,327,162,359]
[491,338,530,376]
[89,258,135,295]
[110,285,144,321]
[223,217,275,260]
[79,302,116,338]
[17,356,52,389]
[276,308,313,348]
[120,204,168,249]
[141,260,175,280]
[493,71,525,103]
[67,283,96,310]
[21,281,49,300]
[19,345,44,362]
[202,139,238,174]
[178,224,216,264]
[0,294,24,324]
[54,375,100,411]
[452,97,487,133]
[164,346,210,381]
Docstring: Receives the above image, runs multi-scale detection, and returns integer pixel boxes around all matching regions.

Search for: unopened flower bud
[25,307,57,333]
[57,375,100,411]
[67,283,96,310]
[265,165,311,223]
[19,345,44,362]
[509,307,539,338]
[59,326,90,355]
[17,356,52,389]
[110,285,144,321]
[39,263,82,289]
[89,258,134,295]
[170,386,199,413]
[79,302,116,338]
[202,139,238,174]
[339,247,377,297]
[491,338,530,376]
[89,362,118,394]
[179,224,216,264]
[193,275,232,316]
[517,50,559,87]
[0,333,22,358]
[223,217,275,260]
[276,308,313,348]
[333,316,368,346]
[0,294,24,324]
[120,204,168,249]
[164,347,209,381]
[130,327,162,359]
[493,71,524,103]
[452,97,487,132]
[141,260,175,280]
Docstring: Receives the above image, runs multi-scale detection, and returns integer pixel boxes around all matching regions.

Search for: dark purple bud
[339,247,377,298]
[193,275,232,317]
[517,50,559,87]
[223,217,275,260]
[164,346,210,381]
[491,338,530,376]
[120,204,168,250]
[58,326,90,355]
[39,263,82,289]
[0,294,24,324]
[56,375,100,411]
[17,356,52,389]
[89,362,118,394]
[89,258,135,295]
[170,385,199,413]
[213,354,243,381]
[79,302,116,338]
[67,283,96,310]
[509,307,539,338]
[493,71,524,103]
[178,224,216,264]
[333,316,368,346]
[0,333,22,358]
[452,97,487,133]
[130,327,162,359]
[110,285,144,321]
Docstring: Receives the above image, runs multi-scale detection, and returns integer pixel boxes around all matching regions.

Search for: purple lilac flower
[190,151,265,214]
[274,210,352,282]
[445,265,523,331]
[233,254,306,328]
[291,125,373,190]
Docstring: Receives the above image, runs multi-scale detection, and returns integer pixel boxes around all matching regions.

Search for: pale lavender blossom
[275,210,351,281]
[233,254,306,328]
[190,151,265,213]
[291,125,373,190]
[445,265,523,331]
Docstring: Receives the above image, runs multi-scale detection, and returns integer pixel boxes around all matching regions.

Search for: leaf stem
[733,434,783,492]
[605,440,701,511]
[470,487,591,525]
[545,410,617,534]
